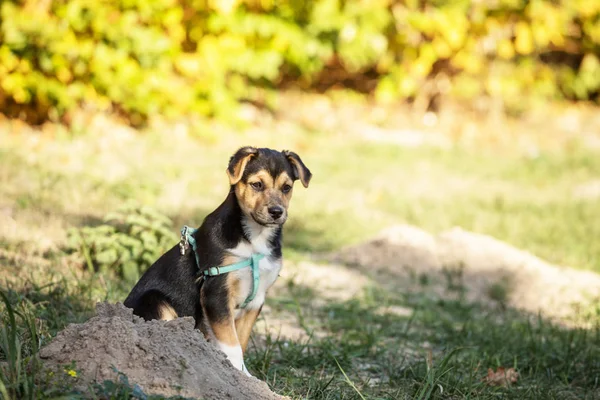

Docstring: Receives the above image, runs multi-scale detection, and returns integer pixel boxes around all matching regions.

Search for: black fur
[124,147,302,329]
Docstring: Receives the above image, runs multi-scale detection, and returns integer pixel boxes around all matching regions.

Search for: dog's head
[227,146,311,226]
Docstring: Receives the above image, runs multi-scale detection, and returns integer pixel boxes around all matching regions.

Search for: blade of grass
[0,378,11,400]
[0,291,21,398]
[416,347,464,400]
[334,357,366,400]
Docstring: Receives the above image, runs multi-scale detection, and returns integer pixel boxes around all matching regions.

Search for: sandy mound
[330,225,600,322]
[39,303,285,400]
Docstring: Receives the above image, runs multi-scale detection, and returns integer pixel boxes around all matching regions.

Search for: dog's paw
[242,363,253,378]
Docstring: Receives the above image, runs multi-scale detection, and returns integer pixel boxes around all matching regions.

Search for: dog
[124,146,311,376]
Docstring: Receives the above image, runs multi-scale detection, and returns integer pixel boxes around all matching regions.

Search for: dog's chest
[226,232,282,311]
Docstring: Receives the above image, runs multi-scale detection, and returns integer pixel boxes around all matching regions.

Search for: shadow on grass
[248,278,600,400]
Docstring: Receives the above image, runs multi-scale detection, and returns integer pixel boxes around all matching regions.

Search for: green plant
[91,366,191,400]
[0,292,40,400]
[67,204,176,282]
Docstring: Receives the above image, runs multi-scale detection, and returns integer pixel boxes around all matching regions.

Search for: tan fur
[200,274,240,347]
[248,170,274,187]
[158,303,178,321]
[226,269,241,305]
[235,171,294,220]
[227,153,255,185]
[235,308,261,353]
[275,171,294,207]
[210,317,238,346]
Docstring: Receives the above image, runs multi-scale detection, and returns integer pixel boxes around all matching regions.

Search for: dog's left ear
[283,150,312,188]
[227,146,258,185]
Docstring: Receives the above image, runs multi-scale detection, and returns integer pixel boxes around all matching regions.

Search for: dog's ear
[227,146,258,185]
[283,150,312,188]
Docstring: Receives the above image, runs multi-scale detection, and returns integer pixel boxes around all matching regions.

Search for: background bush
[1,0,598,124]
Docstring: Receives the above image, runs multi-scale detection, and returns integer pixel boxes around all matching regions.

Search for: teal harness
[179,226,264,308]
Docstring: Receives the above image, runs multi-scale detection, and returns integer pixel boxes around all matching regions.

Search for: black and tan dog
[124,146,311,375]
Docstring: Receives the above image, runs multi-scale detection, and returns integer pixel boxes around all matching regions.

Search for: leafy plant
[67,204,176,282]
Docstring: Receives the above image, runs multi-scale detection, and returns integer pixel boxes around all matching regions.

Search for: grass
[247,284,600,399]
[1,115,600,399]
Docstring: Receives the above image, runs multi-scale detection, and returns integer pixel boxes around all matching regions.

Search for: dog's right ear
[227,146,258,185]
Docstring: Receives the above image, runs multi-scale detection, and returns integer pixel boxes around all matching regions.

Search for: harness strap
[180,225,264,308]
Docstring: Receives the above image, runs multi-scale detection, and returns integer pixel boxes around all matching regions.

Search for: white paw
[242,363,253,378]
[217,341,251,376]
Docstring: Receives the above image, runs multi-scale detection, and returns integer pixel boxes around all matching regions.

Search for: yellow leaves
[412,58,432,78]
[527,1,566,47]
[580,53,600,73]
[412,44,436,77]
[497,40,514,60]
[374,76,397,104]
[571,0,600,19]
[432,37,452,59]
[483,367,519,387]
[398,75,417,98]
[0,46,19,71]
[531,21,550,48]
[1,0,599,124]
[515,22,534,55]
[434,11,468,51]
[175,54,202,77]
[452,44,483,75]
[210,0,241,14]
[13,88,31,104]
[57,67,72,83]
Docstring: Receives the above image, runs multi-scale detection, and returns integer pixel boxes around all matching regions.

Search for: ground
[1,94,599,399]
[40,303,284,400]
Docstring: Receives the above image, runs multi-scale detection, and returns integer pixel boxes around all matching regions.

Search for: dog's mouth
[251,212,287,227]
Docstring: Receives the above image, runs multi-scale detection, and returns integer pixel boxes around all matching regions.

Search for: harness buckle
[179,227,189,255]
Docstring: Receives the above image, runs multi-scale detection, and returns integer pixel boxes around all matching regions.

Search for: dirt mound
[39,303,286,400]
[330,225,600,323]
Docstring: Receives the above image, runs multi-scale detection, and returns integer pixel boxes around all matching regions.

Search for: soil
[39,303,286,400]
[329,225,600,324]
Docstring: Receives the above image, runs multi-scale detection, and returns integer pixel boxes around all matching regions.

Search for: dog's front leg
[235,305,262,354]
[201,280,251,377]
[211,317,250,376]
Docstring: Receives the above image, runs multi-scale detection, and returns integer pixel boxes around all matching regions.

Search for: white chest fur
[226,221,282,312]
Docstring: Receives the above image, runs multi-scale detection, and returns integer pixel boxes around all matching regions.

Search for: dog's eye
[281,184,292,193]
[250,181,263,191]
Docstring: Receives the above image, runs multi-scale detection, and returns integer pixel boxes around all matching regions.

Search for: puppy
[124,146,311,375]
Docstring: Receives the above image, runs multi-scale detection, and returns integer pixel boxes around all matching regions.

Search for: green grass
[1,124,600,398]
[247,284,600,399]
[2,276,598,399]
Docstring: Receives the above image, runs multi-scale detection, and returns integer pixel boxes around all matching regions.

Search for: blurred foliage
[0,0,599,124]
[67,204,176,282]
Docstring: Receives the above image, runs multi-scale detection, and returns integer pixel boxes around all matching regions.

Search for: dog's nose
[268,206,284,219]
